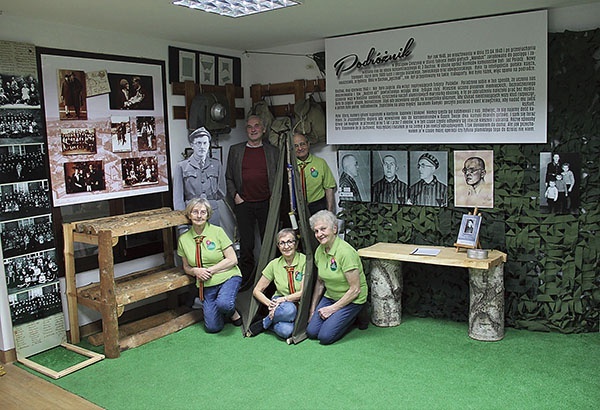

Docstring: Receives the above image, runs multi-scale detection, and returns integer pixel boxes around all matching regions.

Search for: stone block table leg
[468,263,505,341]
[369,259,403,327]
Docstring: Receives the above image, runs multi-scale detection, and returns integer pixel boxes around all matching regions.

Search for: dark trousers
[308,196,328,216]
[234,200,269,286]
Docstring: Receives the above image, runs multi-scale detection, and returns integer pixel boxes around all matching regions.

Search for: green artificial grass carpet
[22,316,600,409]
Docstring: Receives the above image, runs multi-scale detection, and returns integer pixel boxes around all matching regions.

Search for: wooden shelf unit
[63,208,197,358]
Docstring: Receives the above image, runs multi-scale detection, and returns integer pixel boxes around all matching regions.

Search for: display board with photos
[0,40,65,361]
[38,48,170,207]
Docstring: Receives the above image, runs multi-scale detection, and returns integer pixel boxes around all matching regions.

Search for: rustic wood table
[358,243,507,341]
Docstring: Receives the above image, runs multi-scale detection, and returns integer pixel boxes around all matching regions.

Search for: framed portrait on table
[455,214,482,248]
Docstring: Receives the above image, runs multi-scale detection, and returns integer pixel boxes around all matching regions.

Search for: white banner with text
[326,10,547,144]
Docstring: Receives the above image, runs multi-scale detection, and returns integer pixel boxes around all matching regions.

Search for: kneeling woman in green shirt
[177,198,242,333]
[307,210,368,345]
[250,228,305,339]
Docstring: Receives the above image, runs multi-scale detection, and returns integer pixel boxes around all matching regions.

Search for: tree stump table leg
[369,259,403,327]
[468,263,505,341]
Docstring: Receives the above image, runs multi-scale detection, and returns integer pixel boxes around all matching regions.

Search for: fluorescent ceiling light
[173,0,301,18]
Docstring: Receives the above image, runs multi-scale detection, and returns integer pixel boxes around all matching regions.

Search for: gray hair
[309,210,337,231]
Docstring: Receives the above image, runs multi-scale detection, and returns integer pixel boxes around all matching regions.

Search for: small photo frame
[179,50,196,82]
[199,54,216,85]
[455,214,482,248]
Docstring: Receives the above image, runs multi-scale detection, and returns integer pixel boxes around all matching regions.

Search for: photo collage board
[38,49,170,207]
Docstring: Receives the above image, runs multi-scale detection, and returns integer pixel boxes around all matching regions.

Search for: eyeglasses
[462,168,483,174]
[277,239,296,247]
[191,209,208,216]
[294,142,308,148]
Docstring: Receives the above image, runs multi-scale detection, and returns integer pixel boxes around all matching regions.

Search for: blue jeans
[202,276,241,333]
[306,296,363,345]
[263,300,297,339]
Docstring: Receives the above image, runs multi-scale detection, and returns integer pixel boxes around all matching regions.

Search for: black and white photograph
[540,152,581,214]
[0,180,50,222]
[4,248,59,294]
[0,108,43,143]
[407,151,448,207]
[121,156,159,187]
[455,214,482,247]
[0,144,46,183]
[60,128,97,155]
[8,282,62,326]
[0,74,40,107]
[337,150,371,203]
[63,160,105,194]
[454,150,494,209]
[57,69,87,120]
[108,73,154,110]
[0,214,55,259]
[371,150,409,204]
[136,116,156,151]
[111,116,132,152]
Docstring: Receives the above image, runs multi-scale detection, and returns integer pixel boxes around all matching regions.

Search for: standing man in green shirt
[293,132,336,215]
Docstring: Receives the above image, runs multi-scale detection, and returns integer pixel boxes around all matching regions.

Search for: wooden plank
[74,209,188,237]
[358,243,507,270]
[98,230,120,359]
[63,222,80,343]
[172,81,244,98]
[119,309,203,351]
[77,266,193,310]
[88,309,182,345]
[17,343,104,380]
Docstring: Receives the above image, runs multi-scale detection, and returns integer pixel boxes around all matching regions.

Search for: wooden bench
[64,208,199,358]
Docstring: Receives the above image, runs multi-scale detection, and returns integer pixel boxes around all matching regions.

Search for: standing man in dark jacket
[226,115,279,289]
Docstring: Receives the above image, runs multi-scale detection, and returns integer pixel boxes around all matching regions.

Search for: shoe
[356,304,370,330]
[191,297,203,310]
[246,319,266,337]
[231,310,242,326]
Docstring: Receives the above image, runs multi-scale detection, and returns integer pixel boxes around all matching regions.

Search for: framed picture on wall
[199,54,216,85]
[218,57,233,86]
[178,50,196,82]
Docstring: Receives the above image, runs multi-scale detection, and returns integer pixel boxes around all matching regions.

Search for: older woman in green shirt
[306,210,368,345]
[177,198,242,333]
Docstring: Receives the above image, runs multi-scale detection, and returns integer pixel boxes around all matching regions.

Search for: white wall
[1,2,599,353]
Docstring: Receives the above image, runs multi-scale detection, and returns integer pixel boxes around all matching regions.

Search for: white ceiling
[1,0,599,51]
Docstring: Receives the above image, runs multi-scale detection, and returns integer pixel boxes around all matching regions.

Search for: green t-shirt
[262,252,306,297]
[297,153,337,204]
[314,237,367,304]
[177,223,241,287]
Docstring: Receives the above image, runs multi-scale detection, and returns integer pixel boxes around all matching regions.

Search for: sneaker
[230,310,242,326]
[191,297,203,310]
